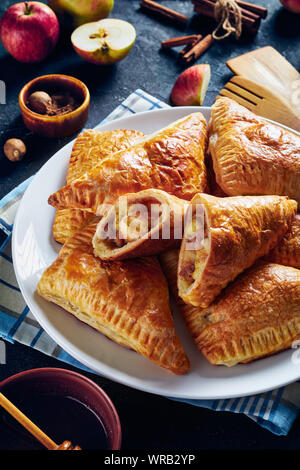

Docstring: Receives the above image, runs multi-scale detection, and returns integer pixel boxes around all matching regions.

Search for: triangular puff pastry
[265,213,300,268]
[177,194,297,307]
[48,113,208,215]
[37,223,190,375]
[160,251,300,366]
[209,97,300,203]
[160,249,212,345]
[93,189,188,260]
[196,262,300,366]
[53,129,143,244]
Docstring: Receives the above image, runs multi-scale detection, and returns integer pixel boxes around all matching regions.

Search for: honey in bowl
[0,394,108,450]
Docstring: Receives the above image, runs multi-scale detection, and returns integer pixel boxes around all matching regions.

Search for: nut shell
[4,139,26,162]
[28,91,52,115]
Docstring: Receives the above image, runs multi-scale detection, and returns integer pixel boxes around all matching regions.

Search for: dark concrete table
[0,0,300,450]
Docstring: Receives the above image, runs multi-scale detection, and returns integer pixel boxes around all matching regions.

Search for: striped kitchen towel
[1,88,300,436]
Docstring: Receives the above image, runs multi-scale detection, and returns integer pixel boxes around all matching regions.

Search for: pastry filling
[100,197,164,249]
[180,208,210,291]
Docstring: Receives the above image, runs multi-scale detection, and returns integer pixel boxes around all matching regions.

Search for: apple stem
[24,2,32,15]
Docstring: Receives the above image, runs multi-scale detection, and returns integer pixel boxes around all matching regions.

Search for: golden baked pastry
[197,262,300,366]
[160,251,300,366]
[93,189,188,260]
[67,129,144,183]
[209,97,300,203]
[53,129,144,244]
[37,222,190,375]
[53,209,99,245]
[206,153,227,198]
[265,213,300,268]
[160,249,207,343]
[48,113,208,215]
[177,193,297,307]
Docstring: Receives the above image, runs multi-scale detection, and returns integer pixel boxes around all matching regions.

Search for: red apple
[0,2,59,63]
[280,0,300,13]
[171,64,211,106]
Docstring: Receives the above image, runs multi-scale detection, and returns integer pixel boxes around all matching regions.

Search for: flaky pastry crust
[265,214,300,268]
[48,113,208,214]
[197,262,300,366]
[53,129,143,244]
[209,97,300,203]
[37,223,190,375]
[177,194,297,307]
[160,249,207,344]
[160,251,300,367]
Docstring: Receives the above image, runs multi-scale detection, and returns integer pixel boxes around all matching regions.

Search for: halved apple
[71,18,136,65]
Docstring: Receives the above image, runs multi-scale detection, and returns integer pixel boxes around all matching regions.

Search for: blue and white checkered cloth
[1,89,300,436]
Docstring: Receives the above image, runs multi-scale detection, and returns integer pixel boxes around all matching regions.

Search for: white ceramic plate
[12,106,300,400]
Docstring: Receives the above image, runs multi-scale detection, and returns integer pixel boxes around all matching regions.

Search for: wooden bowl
[0,368,122,450]
[19,74,90,138]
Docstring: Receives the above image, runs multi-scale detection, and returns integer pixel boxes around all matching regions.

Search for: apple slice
[171,64,211,106]
[280,0,300,13]
[71,18,136,65]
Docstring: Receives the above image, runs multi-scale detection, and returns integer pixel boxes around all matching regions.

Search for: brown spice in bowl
[27,90,80,117]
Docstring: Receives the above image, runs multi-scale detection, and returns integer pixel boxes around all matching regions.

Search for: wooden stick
[0,392,57,450]
[140,0,188,24]
[161,35,201,49]
[182,34,215,63]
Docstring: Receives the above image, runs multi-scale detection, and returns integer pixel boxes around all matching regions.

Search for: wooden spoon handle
[0,392,57,450]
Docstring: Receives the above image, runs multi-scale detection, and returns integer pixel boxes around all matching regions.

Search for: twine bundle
[212,0,242,40]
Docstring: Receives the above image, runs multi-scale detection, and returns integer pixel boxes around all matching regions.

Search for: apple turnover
[160,251,300,366]
[93,189,188,260]
[48,113,208,215]
[265,213,300,268]
[197,262,300,366]
[53,129,144,244]
[209,97,300,203]
[160,249,208,343]
[37,222,190,375]
[177,194,297,307]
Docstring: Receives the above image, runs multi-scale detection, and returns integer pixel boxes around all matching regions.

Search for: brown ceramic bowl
[19,74,90,138]
[0,368,121,450]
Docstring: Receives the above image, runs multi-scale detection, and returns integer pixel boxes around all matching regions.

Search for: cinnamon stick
[182,34,214,63]
[192,0,267,19]
[193,0,260,34]
[140,0,188,25]
[193,0,260,21]
[180,36,203,55]
[161,35,201,49]
[236,0,268,19]
[193,5,259,32]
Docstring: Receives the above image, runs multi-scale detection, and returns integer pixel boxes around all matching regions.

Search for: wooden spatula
[219,75,300,132]
[226,46,300,104]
